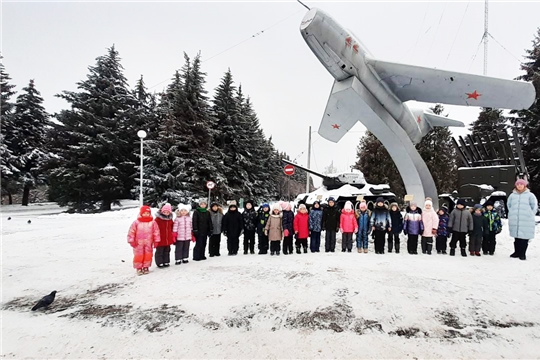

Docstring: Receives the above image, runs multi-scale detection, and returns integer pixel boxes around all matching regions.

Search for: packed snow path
[2,206,540,359]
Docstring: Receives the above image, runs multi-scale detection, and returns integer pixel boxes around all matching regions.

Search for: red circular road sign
[206,181,216,190]
[284,165,295,176]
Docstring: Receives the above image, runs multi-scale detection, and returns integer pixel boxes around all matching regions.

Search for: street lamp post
[137,130,147,207]
[306,125,312,193]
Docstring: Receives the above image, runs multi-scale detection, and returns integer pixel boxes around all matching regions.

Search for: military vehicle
[439,128,527,216]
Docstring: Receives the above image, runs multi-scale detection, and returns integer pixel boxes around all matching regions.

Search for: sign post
[284,165,294,200]
[206,181,216,205]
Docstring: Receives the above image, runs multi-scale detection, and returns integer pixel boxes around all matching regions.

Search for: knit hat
[210,202,220,208]
[261,203,270,210]
[390,202,399,210]
[473,204,483,210]
[299,204,307,211]
[344,201,353,211]
[328,197,336,202]
[272,203,281,212]
[245,200,254,208]
[484,200,494,207]
[410,202,417,207]
[199,199,208,205]
[280,201,292,211]
[376,197,384,204]
[139,205,152,216]
[457,199,466,206]
[424,199,433,207]
[359,202,367,210]
[229,203,237,210]
[515,178,528,187]
[313,201,321,208]
[161,203,172,212]
[178,204,191,212]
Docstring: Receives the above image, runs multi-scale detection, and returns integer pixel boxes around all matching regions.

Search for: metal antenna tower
[483,0,489,75]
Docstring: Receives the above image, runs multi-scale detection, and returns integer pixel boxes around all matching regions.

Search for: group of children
[126,196,503,275]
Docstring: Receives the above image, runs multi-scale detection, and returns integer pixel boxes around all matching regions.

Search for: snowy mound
[2,207,540,358]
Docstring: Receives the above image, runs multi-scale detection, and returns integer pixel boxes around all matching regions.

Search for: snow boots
[461,248,467,257]
[450,248,455,256]
[296,247,301,254]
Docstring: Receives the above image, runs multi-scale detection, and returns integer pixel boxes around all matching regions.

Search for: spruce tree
[510,27,540,197]
[48,46,141,212]
[0,58,19,204]
[354,132,405,198]
[212,69,244,200]
[11,79,51,205]
[470,107,507,138]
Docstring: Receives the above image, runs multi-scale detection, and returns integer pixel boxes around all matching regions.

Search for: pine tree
[11,79,51,205]
[0,57,20,204]
[416,105,457,194]
[510,27,540,197]
[470,107,507,138]
[48,46,142,212]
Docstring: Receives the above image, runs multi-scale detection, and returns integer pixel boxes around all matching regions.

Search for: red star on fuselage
[345,37,352,48]
[352,44,359,54]
[466,90,482,100]
[332,124,340,129]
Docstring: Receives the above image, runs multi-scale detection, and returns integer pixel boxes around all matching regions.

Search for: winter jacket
[437,209,450,237]
[340,210,358,233]
[257,210,270,235]
[222,206,244,238]
[154,211,175,247]
[265,214,283,241]
[357,210,372,235]
[127,219,161,247]
[448,207,473,233]
[192,208,213,236]
[173,215,192,241]
[389,209,403,234]
[507,189,538,239]
[294,212,310,239]
[403,207,423,236]
[322,205,341,231]
[421,208,439,237]
[309,207,323,232]
[282,210,294,233]
[371,205,391,231]
[242,207,258,232]
[472,212,490,236]
[483,209,502,233]
[210,208,223,235]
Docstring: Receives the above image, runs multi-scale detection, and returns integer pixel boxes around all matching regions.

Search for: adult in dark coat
[388,202,403,253]
[192,200,213,261]
[222,204,244,255]
[257,204,271,254]
[242,200,258,254]
[322,197,341,252]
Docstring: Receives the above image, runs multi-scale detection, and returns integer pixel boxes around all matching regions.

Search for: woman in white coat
[507,179,538,260]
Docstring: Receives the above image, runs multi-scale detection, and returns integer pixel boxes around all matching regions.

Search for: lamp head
[137,130,147,139]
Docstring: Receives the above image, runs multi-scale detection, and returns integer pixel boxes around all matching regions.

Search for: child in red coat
[154,203,174,268]
[293,204,310,254]
[340,201,358,252]
[127,206,161,275]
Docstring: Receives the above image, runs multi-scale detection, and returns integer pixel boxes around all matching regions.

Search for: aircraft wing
[366,57,536,110]
[318,79,360,143]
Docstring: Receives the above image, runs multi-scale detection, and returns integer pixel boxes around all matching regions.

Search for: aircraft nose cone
[300,8,318,30]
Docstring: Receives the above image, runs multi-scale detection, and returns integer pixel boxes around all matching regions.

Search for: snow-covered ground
[2,206,540,359]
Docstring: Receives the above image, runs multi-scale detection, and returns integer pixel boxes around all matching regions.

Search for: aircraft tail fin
[423,111,464,128]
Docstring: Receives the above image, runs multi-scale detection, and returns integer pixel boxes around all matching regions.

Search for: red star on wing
[345,37,352,48]
[417,116,421,124]
[466,90,482,100]
[352,44,359,54]
[332,124,340,129]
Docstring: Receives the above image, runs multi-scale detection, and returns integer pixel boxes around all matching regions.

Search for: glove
[191,233,196,242]
[284,229,289,237]
[129,241,138,248]
[340,228,344,233]
[172,232,178,241]
[432,229,437,235]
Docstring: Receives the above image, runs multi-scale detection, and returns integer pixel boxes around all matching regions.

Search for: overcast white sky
[3,1,539,187]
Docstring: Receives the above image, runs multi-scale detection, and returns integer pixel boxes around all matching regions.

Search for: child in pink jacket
[173,205,193,265]
[127,206,161,275]
[340,201,358,252]
[421,199,439,255]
